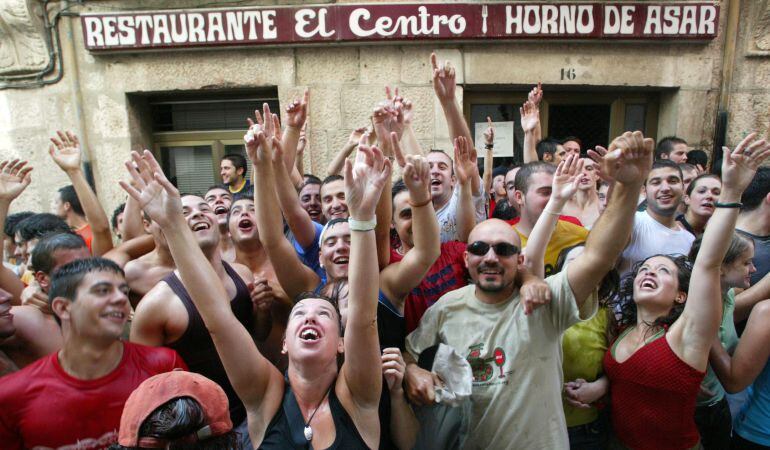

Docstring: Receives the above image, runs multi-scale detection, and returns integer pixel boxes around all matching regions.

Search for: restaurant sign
[82,3,719,52]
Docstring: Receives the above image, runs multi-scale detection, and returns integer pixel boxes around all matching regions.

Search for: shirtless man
[205,185,236,262]
[128,191,260,448]
[122,216,174,307]
[562,158,602,228]
[228,195,290,366]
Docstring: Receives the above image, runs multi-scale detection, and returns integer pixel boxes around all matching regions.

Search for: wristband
[409,197,432,208]
[543,209,560,216]
[348,217,377,231]
[485,144,494,149]
[714,202,742,208]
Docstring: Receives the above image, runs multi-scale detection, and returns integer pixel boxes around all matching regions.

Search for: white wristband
[348,217,377,231]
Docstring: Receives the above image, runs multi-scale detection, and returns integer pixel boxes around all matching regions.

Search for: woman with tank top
[602,133,770,449]
[122,132,394,448]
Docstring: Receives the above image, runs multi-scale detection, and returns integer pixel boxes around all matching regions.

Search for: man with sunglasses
[404,131,655,449]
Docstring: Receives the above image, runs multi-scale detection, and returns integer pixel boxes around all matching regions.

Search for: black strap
[282,374,311,449]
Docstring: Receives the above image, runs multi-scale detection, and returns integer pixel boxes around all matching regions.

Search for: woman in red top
[603,133,770,450]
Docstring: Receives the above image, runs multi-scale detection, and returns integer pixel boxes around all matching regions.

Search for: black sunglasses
[467,241,520,257]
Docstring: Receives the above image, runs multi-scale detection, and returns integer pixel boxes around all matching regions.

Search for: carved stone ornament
[748,0,770,56]
[0,0,50,76]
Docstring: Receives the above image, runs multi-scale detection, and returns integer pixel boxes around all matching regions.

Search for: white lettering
[663,6,680,35]
[350,7,463,37]
[523,5,540,34]
[103,16,119,46]
[699,6,716,35]
[447,14,465,34]
[84,17,104,47]
[135,15,153,44]
[576,6,594,34]
[559,5,576,34]
[620,6,635,34]
[295,8,335,38]
[188,13,206,42]
[243,12,261,40]
[117,16,135,45]
[679,6,697,35]
[263,11,277,39]
[506,5,522,34]
[152,15,172,44]
[604,6,620,34]
[542,5,558,34]
[207,12,226,41]
[225,12,243,41]
[170,14,188,42]
[644,6,662,34]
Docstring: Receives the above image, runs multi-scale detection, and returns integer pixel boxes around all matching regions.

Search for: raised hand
[382,348,407,393]
[551,154,583,203]
[528,82,543,106]
[483,116,495,146]
[430,53,456,103]
[586,146,615,183]
[249,277,275,313]
[285,90,309,129]
[403,154,431,206]
[453,136,479,185]
[390,132,407,169]
[721,132,770,194]
[119,150,181,228]
[344,135,392,220]
[49,131,82,173]
[0,159,32,202]
[245,103,279,164]
[519,100,540,133]
[597,131,654,187]
[372,103,405,143]
[348,126,369,147]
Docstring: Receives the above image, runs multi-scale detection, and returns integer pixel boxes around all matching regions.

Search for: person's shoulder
[556,219,589,237]
[0,353,53,398]
[228,261,254,283]
[436,284,475,306]
[124,342,185,372]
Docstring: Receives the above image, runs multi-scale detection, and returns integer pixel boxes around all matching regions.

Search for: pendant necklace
[303,387,331,442]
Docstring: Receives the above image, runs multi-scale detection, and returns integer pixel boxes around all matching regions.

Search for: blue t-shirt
[287,221,326,283]
[734,359,770,445]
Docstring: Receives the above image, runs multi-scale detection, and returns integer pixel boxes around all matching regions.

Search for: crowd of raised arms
[2,53,770,450]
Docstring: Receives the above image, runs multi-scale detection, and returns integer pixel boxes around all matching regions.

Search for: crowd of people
[1,53,770,450]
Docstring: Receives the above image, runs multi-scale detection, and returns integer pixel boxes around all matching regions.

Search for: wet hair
[4,211,33,238]
[108,397,240,450]
[49,257,125,326]
[656,136,687,160]
[321,174,343,187]
[687,150,709,169]
[491,199,517,221]
[111,203,126,231]
[30,232,87,274]
[58,185,85,216]
[16,213,71,242]
[536,138,561,160]
[561,136,582,148]
[293,290,344,336]
[514,162,555,194]
[302,175,322,186]
[646,160,683,185]
[679,163,697,177]
[222,154,247,178]
[492,165,509,179]
[741,167,770,212]
[688,232,754,268]
[427,149,454,176]
[685,173,721,197]
[391,179,408,202]
[318,217,349,246]
[612,254,692,336]
[205,185,231,197]
[225,194,253,224]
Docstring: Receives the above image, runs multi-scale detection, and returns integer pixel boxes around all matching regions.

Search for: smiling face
[392,190,414,250]
[633,256,684,313]
[55,270,131,341]
[181,195,220,251]
[228,198,258,245]
[299,183,323,223]
[284,298,344,365]
[464,220,523,298]
[220,159,243,186]
[427,151,455,208]
[204,187,233,228]
[319,221,351,280]
[645,167,683,218]
[685,176,721,219]
[722,246,756,290]
[321,180,348,221]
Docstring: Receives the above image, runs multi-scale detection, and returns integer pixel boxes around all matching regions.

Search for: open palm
[120,151,181,227]
[49,131,82,172]
[0,160,32,201]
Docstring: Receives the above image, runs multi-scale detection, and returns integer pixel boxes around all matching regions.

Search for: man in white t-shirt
[618,160,695,275]
[404,132,656,449]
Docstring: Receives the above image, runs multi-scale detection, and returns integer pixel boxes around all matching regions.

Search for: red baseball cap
[118,370,232,447]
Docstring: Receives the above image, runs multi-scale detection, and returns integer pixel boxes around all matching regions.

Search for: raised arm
[120,186,146,241]
[341,141,391,407]
[482,117,495,194]
[710,299,770,392]
[673,133,770,370]
[520,100,540,163]
[568,131,654,305]
[430,53,473,148]
[524,155,582,278]
[380,149,440,306]
[734,270,770,323]
[0,160,32,303]
[528,82,543,142]
[327,127,366,176]
[295,122,307,177]
[454,136,479,243]
[386,87,423,158]
[121,149,283,424]
[49,132,113,256]
[249,104,319,300]
[280,90,309,176]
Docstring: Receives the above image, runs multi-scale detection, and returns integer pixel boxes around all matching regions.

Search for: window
[145,90,279,195]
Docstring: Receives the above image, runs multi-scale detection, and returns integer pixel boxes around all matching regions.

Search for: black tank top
[259,375,370,449]
[165,261,253,425]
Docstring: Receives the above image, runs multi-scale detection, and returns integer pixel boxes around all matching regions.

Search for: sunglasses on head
[467,241,520,257]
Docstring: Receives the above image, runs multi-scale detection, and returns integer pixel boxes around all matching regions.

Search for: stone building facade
[0,0,768,216]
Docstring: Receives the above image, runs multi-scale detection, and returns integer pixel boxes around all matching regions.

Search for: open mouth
[430,179,442,187]
[214,206,228,215]
[299,327,321,341]
[191,222,211,232]
[333,257,349,265]
[238,218,254,231]
[640,278,657,289]
[102,311,126,322]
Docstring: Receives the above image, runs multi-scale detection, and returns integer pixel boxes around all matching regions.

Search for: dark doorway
[548,104,611,152]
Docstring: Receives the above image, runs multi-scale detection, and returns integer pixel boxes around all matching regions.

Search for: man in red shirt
[0,258,186,449]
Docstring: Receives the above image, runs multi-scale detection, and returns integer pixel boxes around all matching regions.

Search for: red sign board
[81,3,719,51]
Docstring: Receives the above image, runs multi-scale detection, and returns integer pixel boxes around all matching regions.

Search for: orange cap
[118,370,232,446]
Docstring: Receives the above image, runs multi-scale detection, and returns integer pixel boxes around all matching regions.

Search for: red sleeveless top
[603,334,705,450]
